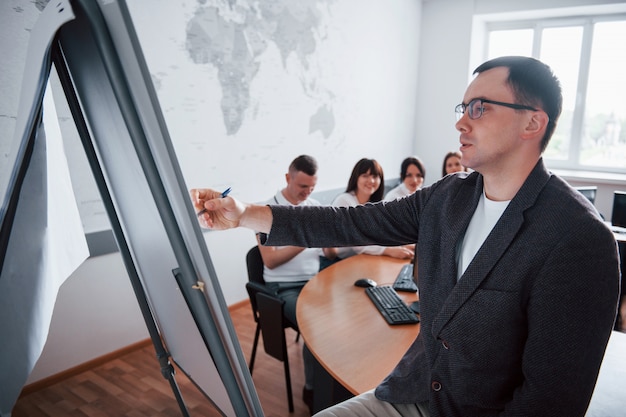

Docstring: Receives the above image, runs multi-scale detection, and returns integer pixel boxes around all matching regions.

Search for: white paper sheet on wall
[0,1,88,414]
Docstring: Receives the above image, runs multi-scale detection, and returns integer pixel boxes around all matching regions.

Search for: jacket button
[442,340,449,349]
[431,381,442,391]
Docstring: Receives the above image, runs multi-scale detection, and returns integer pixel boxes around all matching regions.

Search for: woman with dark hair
[334,158,385,204]
[385,156,426,201]
[442,150,467,177]
[330,158,413,260]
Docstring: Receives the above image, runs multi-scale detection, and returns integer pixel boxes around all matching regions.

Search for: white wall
[413,0,476,184]
[27,228,258,383]
[27,253,147,381]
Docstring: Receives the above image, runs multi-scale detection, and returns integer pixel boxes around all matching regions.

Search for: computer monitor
[575,186,597,205]
[611,191,626,228]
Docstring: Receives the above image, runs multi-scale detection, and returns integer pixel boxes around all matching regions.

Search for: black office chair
[245,246,299,412]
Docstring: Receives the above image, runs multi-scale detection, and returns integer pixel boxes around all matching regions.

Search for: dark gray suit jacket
[265,159,620,416]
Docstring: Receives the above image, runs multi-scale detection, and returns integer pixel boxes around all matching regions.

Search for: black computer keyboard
[365,286,419,325]
[392,263,418,293]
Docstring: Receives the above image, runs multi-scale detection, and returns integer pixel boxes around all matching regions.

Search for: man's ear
[522,111,549,139]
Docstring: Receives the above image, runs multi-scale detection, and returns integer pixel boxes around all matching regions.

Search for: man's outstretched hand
[190,188,272,233]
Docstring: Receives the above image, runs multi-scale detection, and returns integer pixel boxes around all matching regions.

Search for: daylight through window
[486,15,626,173]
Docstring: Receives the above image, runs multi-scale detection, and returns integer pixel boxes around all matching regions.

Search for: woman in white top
[384,156,426,201]
[330,158,413,260]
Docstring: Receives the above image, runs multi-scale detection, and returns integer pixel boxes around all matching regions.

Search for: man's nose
[455,115,470,132]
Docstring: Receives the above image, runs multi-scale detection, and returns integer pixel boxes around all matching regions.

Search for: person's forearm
[322,247,338,259]
[259,244,306,269]
[240,204,273,233]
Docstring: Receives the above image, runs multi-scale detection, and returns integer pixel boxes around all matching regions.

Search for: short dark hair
[289,155,318,176]
[473,56,562,152]
[345,158,385,202]
[400,156,425,182]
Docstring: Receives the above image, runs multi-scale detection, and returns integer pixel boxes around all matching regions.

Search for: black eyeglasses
[455,98,538,121]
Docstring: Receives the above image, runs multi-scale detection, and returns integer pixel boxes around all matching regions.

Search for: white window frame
[472,5,626,181]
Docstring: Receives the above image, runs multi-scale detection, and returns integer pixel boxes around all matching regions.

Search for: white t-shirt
[261,190,322,283]
[456,190,510,281]
[384,182,415,201]
[331,191,385,257]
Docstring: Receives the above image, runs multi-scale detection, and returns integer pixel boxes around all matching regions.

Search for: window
[486,14,626,174]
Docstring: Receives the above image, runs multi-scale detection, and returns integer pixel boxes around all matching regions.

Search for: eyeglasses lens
[469,99,483,120]
[455,104,464,121]
[455,99,484,121]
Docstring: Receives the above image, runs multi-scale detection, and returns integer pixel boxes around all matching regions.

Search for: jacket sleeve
[264,195,422,249]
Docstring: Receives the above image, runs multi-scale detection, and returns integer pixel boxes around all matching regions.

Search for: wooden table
[296,254,420,396]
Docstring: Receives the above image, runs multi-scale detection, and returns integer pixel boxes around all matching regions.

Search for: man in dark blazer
[193,56,620,416]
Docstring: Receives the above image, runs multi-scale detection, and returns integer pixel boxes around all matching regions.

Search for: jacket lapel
[432,159,552,336]
[435,173,483,298]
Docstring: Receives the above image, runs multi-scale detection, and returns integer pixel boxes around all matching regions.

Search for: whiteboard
[54,0,264,415]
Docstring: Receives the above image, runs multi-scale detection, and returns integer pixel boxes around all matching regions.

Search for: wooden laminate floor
[13,303,311,417]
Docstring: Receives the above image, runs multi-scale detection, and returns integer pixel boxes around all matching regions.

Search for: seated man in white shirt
[257,155,334,413]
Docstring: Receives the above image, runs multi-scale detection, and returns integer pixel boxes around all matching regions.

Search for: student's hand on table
[323,247,339,260]
[383,246,414,260]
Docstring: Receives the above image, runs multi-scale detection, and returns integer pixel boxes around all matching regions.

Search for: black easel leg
[52,41,190,417]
